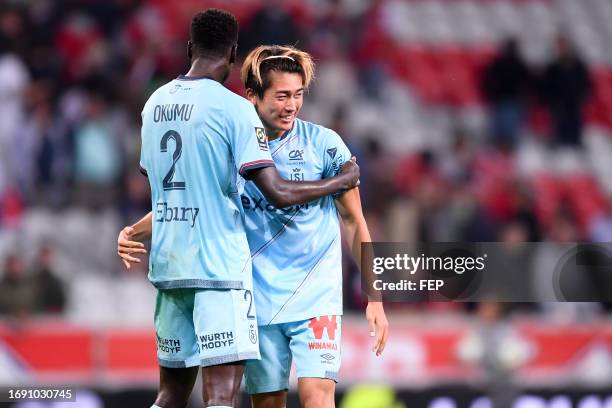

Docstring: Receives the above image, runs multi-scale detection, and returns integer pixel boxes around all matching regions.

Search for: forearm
[337,188,380,301]
[348,220,381,303]
[129,211,153,241]
[270,178,349,207]
[253,167,353,208]
[344,218,372,271]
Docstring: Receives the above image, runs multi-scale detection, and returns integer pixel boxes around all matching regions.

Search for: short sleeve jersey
[241,118,352,325]
[140,76,274,290]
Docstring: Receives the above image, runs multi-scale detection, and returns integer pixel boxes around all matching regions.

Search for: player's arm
[249,158,359,208]
[336,187,389,356]
[117,212,152,269]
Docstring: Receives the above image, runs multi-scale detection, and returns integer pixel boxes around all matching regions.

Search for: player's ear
[245,88,257,104]
[187,40,193,60]
[229,43,237,64]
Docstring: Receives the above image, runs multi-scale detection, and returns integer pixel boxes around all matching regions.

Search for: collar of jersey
[268,124,296,149]
[176,75,215,81]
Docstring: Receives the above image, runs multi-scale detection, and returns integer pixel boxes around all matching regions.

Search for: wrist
[336,173,350,191]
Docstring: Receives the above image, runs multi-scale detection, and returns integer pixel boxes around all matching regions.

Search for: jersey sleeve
[227,101,275,179]
[321,129,352,179]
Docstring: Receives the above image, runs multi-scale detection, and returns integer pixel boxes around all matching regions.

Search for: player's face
[254,71,304,137]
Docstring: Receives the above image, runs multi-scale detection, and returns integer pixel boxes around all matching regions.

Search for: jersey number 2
[160,130,186,191]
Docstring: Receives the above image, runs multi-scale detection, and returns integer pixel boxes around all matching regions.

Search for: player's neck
[266,127,285,142]
[184,57,228,82]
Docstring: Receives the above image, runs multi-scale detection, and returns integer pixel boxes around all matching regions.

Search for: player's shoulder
[222,89,257,116]
[142,79,178,112]
[295,118,341,146]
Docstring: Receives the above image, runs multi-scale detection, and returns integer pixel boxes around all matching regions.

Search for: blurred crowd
[0,0,611,319]
[0,243,65,317]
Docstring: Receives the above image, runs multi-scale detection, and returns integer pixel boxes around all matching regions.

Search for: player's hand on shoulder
[117,226,147,270]
[339,157,360,189]
[366,301,389,357]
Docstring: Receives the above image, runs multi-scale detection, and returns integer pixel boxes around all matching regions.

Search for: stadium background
[1,0,612,406]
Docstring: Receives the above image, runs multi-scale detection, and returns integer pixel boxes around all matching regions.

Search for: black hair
[190,9,238,57]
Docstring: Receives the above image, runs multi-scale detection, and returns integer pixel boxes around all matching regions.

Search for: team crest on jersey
[290,167,305,181]
[255,127,269,151]
[249,323,258,344]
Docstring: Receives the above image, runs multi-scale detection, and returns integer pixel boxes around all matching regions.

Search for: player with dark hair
[128,10,359,408]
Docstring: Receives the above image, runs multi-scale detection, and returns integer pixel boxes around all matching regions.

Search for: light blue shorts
[245,315,341,394]
[154,288,260,368]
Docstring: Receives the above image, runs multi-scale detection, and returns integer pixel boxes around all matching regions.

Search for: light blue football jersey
[241,118,351,325]
[140,76,274,290]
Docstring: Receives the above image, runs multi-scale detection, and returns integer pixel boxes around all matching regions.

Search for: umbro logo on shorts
[321,353,335,361]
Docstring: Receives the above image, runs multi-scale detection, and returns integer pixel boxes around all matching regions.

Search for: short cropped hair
[241,45,315,97]
[190,9,239,57]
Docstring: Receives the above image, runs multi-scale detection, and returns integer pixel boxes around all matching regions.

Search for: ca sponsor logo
[289,149,304,161]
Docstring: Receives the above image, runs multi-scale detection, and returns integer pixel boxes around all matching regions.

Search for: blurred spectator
[0,5,30,200]
[438,129,475,187]
[393,151,454,242]
[511,184,540,242]
[0,4,29,57]
[493,221,538,303]
[240,0,301,56]
[541,35,592,147]
[26,1,63,81]
[119,166,151,224]
[0,254,35,318]
[73,85,122,208]
[19,80,73,206]
[310,50,358,116]
[456,302,530,407]
[360,136,396,214]
[54,11,106,82]
[30,244,66,314]
[482,38,531,149]
[330,106,362,158]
